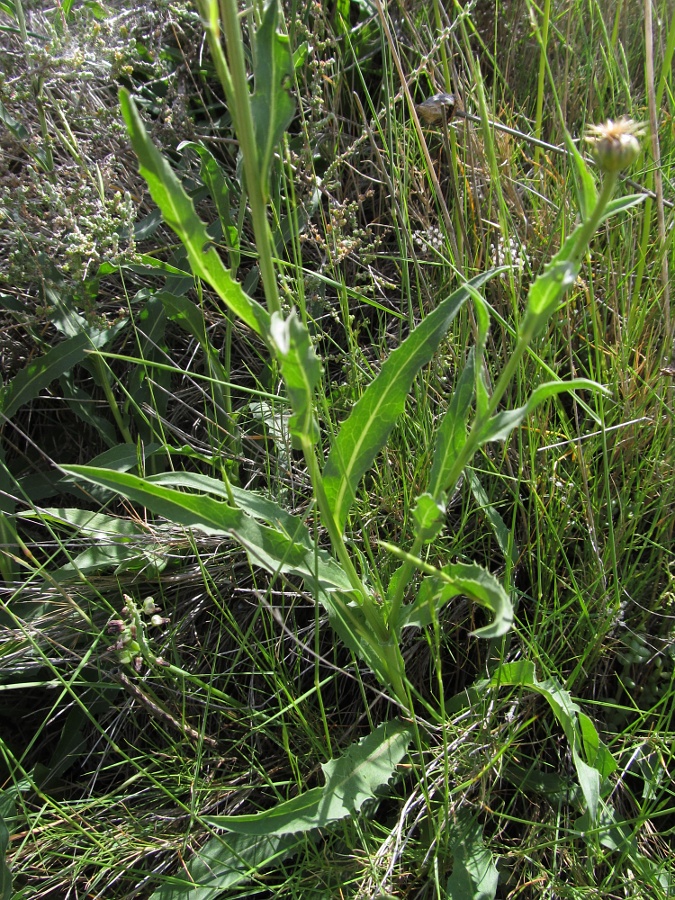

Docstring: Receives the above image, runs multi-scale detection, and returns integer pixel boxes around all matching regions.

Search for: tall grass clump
[1,0,674,897]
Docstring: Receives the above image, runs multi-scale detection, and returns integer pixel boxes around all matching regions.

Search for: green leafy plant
[55,10,651,895]
[5,0,669,896]
[66,97,642,709]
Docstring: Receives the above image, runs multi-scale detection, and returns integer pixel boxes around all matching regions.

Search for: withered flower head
[585,118,644,173]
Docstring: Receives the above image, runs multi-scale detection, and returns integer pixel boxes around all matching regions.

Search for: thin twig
[115,669,218,748]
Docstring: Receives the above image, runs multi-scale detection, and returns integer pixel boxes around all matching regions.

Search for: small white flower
[493,233,530,274]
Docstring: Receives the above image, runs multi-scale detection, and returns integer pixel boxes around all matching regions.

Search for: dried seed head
[585,118,644,173]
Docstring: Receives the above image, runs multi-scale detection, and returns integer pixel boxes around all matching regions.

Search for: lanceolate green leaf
[178,140,236,230]
[564,130,598,221]
[150,471,312,542]
[119,89,269,336]
[445,812,499,900]
[18,507,149,576]
[0,333,91,419]
[61,467,387,663]
[522,259,579,336]
[178,140,241,269]
[411,493,445,542]
[159,291,213,348]
[427,349,475,501]
[323,270,499,534]
[485,661,616,822]
[60,465,316,561]
[251,0,295,198]
[599,193,646,223]
[61,466,351,594]
[62,465,241,531]
[205,720,411,835]
[475,378,610,445]
[400,561,513,639]
[270,311,321,448]
[149,832,301,900]
[19,507,148,540]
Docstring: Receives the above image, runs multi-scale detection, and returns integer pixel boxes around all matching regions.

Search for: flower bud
[142,597,158,615]
[585,118,643,173]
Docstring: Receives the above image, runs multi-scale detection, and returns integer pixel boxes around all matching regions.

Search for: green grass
[1,0,674,897]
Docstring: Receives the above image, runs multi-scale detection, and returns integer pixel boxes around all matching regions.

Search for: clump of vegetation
[0,0,202,299]
[1,0,674,898]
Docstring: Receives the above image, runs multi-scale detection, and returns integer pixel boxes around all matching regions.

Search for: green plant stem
[656,1,675,110]
[477,176,617,444]
[201,0,281,317]
[562,172,620,265]
[300,438,387,639]
[133,0,405,687]
[432,0,451,92]
[387,172,619,628]
[89,358,134,444]
[300,438,409,704]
